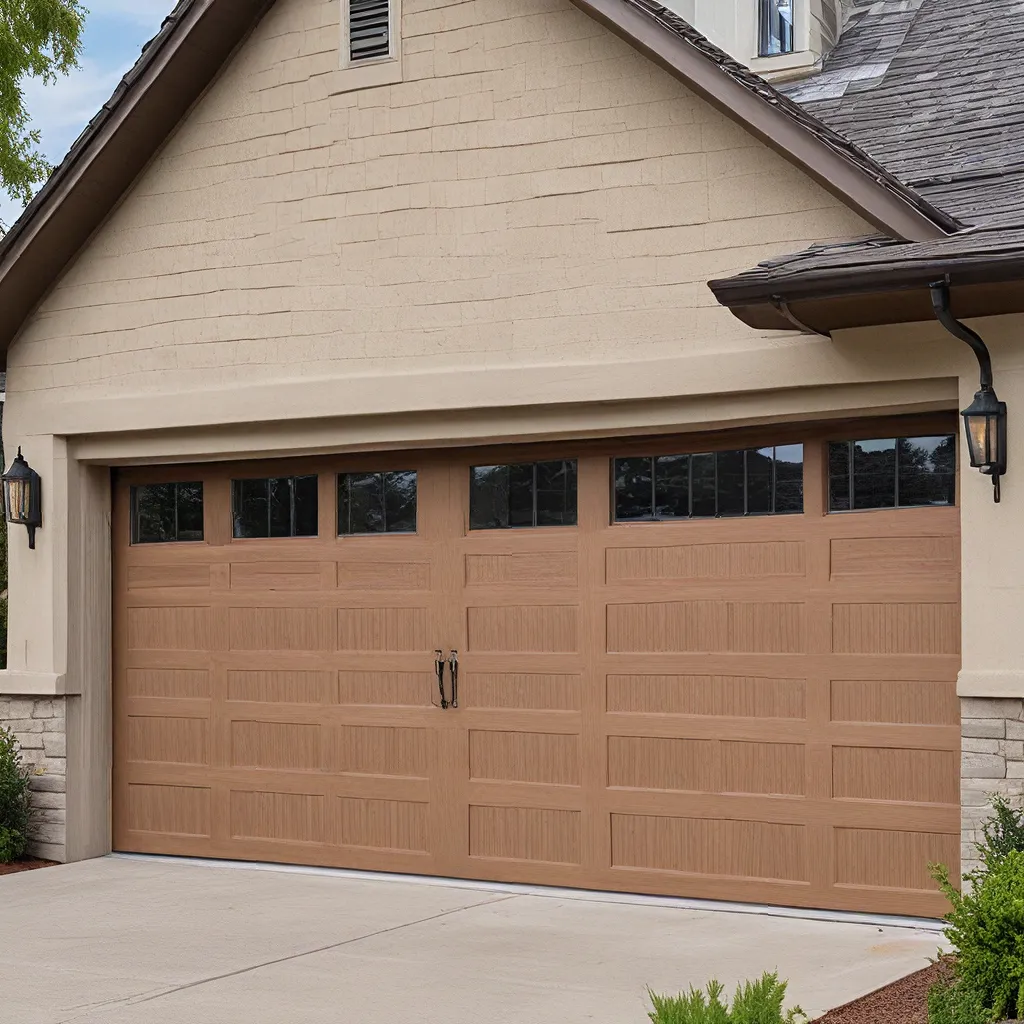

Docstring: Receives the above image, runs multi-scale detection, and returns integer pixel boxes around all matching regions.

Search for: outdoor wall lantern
[3,448,42,549]
[931,280,1008,503]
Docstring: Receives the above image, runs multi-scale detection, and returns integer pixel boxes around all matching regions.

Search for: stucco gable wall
[9,0,871,402]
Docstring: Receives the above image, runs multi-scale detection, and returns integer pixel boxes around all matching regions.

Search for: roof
[0,0,959,365]
[713,0,1024,331]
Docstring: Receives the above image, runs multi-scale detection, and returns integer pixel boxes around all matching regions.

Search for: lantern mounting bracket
[930,277,1006,503]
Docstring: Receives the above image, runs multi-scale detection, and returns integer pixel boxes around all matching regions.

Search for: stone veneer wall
[961,697,1024,877]
[0,695,67,861]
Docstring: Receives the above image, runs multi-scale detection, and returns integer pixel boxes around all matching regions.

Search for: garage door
[114,416,961,917]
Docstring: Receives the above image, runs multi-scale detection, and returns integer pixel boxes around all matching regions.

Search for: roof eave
[709,254,1024,333]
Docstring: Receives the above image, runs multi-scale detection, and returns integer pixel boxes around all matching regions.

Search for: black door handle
[434,650,449,709]
[448,650,459,709]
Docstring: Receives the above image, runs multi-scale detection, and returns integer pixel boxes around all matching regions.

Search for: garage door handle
[448,650,459,709]
[434,650,449,710]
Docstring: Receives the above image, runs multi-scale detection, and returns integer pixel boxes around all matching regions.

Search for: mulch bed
[0,857,57,876]
[811,961,952,1024]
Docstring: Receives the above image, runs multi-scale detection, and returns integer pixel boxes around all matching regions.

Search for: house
[1,0,1011,920]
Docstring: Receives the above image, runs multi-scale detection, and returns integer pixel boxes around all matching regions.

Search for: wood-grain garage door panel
[606,541,805,581]
[611,815,808,882]
[114,428,960,917]
[337,798,428,852]
[606,674,806,718]
[227,670,335,704]
[470,806,581,864]
[835,829,959,891]
[128,784,211,837]
[830,679,959,727]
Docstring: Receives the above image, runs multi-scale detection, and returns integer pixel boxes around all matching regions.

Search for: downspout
[929,279,993,390]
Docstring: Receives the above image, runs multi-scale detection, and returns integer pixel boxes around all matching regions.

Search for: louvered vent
[349,0,390,62]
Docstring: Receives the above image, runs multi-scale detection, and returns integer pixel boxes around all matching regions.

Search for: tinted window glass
[536,460,577,527]
[132,482,204,544]
[774,444,805,514]
[612,445,803,521]
[509,463,535,528]
[655,454,689,519]
[690,453,717,518]
[232,476,318,538]
[746,447,773,516]
[898,436,956,507]
[384,471,418,532]
[717,450,746,517]
[339,471,417,535]
[828,434,956,512]
[828,441,851,512]
[470,460,578,530]
[614,458,653,521]
[853,439,896,510]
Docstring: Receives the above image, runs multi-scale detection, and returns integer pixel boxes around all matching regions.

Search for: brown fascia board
[711,257,1024,334]
[570,0,959,243]
[0,0,273,363]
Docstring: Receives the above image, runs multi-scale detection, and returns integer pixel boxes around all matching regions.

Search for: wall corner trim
[958,670,1024,699]
[0,671,75,696]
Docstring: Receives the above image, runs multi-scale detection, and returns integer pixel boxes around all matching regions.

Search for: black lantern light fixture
[3,448,42,549]
[931,280,1008,503]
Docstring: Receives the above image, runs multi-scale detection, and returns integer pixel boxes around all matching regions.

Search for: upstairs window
[760,0,794,56]
[232,476,318,539]
[348,0,391,62]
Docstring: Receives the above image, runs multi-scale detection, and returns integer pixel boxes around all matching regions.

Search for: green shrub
[934,852,1024,1020]
[0,726,32,863]
[648,972,806,1024]
[927,976,992,1024]
[975,795,1024,872]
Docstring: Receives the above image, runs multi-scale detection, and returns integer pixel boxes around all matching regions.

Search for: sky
[0,1,172,229]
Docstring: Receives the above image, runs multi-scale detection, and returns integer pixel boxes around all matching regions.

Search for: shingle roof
[782,0,1024,216]
[713,0,1024,314]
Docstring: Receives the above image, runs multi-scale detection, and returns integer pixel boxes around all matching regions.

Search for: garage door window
[828,435,956,512]
[232,476,318,538]
[470,460,578,529]
[339,471,417,534]
[614,445,803,521]
[131,482,204,544]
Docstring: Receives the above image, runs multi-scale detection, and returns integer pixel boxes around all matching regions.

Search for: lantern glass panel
[5,477,32,523]
[963,412,992,468]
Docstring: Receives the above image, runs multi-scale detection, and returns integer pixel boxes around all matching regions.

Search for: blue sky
[0,1,171,229]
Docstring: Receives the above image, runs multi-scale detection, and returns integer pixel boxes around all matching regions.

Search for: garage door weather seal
[112,853,945,933]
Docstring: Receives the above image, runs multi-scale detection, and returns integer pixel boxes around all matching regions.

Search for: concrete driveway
[2,857,945,1024]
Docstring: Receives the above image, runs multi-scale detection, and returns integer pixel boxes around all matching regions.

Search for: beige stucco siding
[9,0,870,417]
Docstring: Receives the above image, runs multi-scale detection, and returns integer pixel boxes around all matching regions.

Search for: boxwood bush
[933,850,1024,1021]
[0,726,32,863]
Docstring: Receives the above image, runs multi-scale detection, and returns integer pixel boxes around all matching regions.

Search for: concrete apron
[1,856,948,1024]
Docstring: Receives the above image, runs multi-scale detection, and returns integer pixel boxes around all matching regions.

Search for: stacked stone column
[0,695,67,861]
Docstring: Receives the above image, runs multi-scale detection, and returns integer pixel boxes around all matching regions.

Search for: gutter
[709,250,1024,309]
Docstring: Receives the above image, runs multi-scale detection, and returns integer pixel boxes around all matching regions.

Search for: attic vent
[349,0,390,62]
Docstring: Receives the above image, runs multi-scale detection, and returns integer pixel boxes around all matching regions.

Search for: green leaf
[0,1,87,227]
